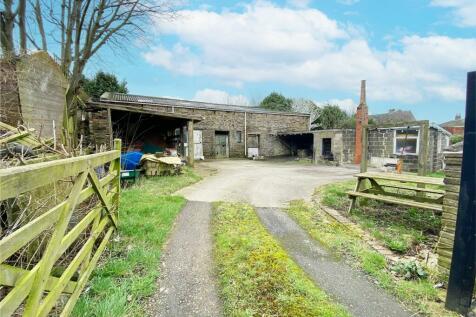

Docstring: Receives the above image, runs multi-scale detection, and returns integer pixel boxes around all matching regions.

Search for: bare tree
[1,0,175,147]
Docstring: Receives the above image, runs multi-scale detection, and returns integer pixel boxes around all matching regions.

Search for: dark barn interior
[111,110,187,155]
[278,132,314,158]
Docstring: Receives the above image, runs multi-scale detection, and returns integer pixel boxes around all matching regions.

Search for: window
[236,131,242,143]
[394,128,419,155]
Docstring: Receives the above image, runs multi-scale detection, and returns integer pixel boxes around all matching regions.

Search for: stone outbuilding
[85,92,311,162]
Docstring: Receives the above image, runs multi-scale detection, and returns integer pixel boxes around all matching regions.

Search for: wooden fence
[0,139,121,316]
[437,152,462,272]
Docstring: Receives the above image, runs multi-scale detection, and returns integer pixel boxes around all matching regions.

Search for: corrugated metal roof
[100,92,309,117]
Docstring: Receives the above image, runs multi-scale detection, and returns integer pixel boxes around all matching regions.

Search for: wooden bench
[347,172,445,212]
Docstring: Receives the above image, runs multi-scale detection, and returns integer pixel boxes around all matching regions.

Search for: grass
[212,202,350,317]
[285,200,456,316]
[320,180,441,254]
[72,168,202,317]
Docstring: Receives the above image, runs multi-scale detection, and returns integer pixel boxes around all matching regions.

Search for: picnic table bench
[347,172,445,212]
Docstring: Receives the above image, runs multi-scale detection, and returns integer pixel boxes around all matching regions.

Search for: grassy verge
[73,168,202,317]
[212,202,350,317]
[285,200,456,316]
[320,180,440,254]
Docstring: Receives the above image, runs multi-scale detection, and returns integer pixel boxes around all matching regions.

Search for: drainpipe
[244,112,247,158]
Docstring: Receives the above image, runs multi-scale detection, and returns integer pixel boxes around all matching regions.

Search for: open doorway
[322,138,333,160]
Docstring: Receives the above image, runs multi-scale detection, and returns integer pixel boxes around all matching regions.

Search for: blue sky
[85,0,476,123]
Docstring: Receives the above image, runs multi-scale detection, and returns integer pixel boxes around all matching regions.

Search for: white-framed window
[393,128,419,155]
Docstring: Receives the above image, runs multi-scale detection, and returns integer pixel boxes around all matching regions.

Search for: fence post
[445,71,476,314]
[360,126,368,173]
[113,138,121,220]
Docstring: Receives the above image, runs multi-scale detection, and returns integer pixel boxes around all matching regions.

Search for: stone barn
[85,93,310,161]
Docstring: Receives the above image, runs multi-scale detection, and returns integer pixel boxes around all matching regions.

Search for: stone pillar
[354,80,369,164]
[187,120,194,166]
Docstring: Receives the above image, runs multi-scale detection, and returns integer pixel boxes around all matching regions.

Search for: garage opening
[214,131,229,158]
[278,132,314,159]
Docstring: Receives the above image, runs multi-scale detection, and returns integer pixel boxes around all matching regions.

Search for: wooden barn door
[215,131,229,158]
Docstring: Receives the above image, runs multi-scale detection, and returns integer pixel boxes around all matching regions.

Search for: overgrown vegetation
[285,200,455,316]
[319,180,441,254]
[73,168,201,317]
[212,202,350,317]
[450,134,463,144]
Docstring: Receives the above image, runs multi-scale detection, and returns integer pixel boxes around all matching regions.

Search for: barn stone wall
[87,104,309,158]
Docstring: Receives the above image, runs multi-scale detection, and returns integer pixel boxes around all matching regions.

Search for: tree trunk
[0,1,16,57]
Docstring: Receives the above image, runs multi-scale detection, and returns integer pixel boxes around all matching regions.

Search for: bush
[450,134,463,144]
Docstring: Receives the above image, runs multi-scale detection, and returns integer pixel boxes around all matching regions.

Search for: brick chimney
[354,80,369,164]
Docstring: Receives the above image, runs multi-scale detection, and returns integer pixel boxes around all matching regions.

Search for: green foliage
[260,92,293,112]
[450,134,463,144]
[285,200,456,316]
[313,104,352,130]
[83,71,128,99]
[73,168,201,317]
[213,202,349,317]
[392,261,428,280]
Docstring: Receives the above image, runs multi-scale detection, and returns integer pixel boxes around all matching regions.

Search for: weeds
[285,200,456,316]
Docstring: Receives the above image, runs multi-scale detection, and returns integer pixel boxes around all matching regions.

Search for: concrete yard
[177,159,357,207]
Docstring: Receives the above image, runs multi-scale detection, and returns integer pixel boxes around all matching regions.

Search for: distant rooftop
[370,109,416,124]
[441,114,465,127]
[99,92,309,117]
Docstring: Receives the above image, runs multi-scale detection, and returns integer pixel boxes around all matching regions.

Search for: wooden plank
[347,191,443,211]
[0,213,111,316]
[60,227,114,317]
[0,264,76,294]
[360,126,368,173]
[0,150,119,200]
[0,131,30,144]
[88,168,117,227]
[354,172,444,186]
[379,183,445,194]
[38,227,100,317]
[0,172,115,263]
[23,172,88,315]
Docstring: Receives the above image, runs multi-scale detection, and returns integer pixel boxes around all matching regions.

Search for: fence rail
[0,139,121,316]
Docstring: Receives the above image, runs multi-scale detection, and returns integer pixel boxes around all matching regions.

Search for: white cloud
[431,0,476,27]
[193,89,250,106]
[144,1,476,104]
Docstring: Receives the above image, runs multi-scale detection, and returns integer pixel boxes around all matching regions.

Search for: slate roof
[369,109,416,124]
[99,92,309,117]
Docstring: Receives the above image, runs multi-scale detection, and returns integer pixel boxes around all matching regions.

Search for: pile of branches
[0,121,70,169]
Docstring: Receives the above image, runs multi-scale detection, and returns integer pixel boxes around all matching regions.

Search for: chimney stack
[455,113,461,120]
[354,80,369,164]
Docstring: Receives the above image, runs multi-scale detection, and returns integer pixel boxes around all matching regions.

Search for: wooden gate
[0,140,121,316]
